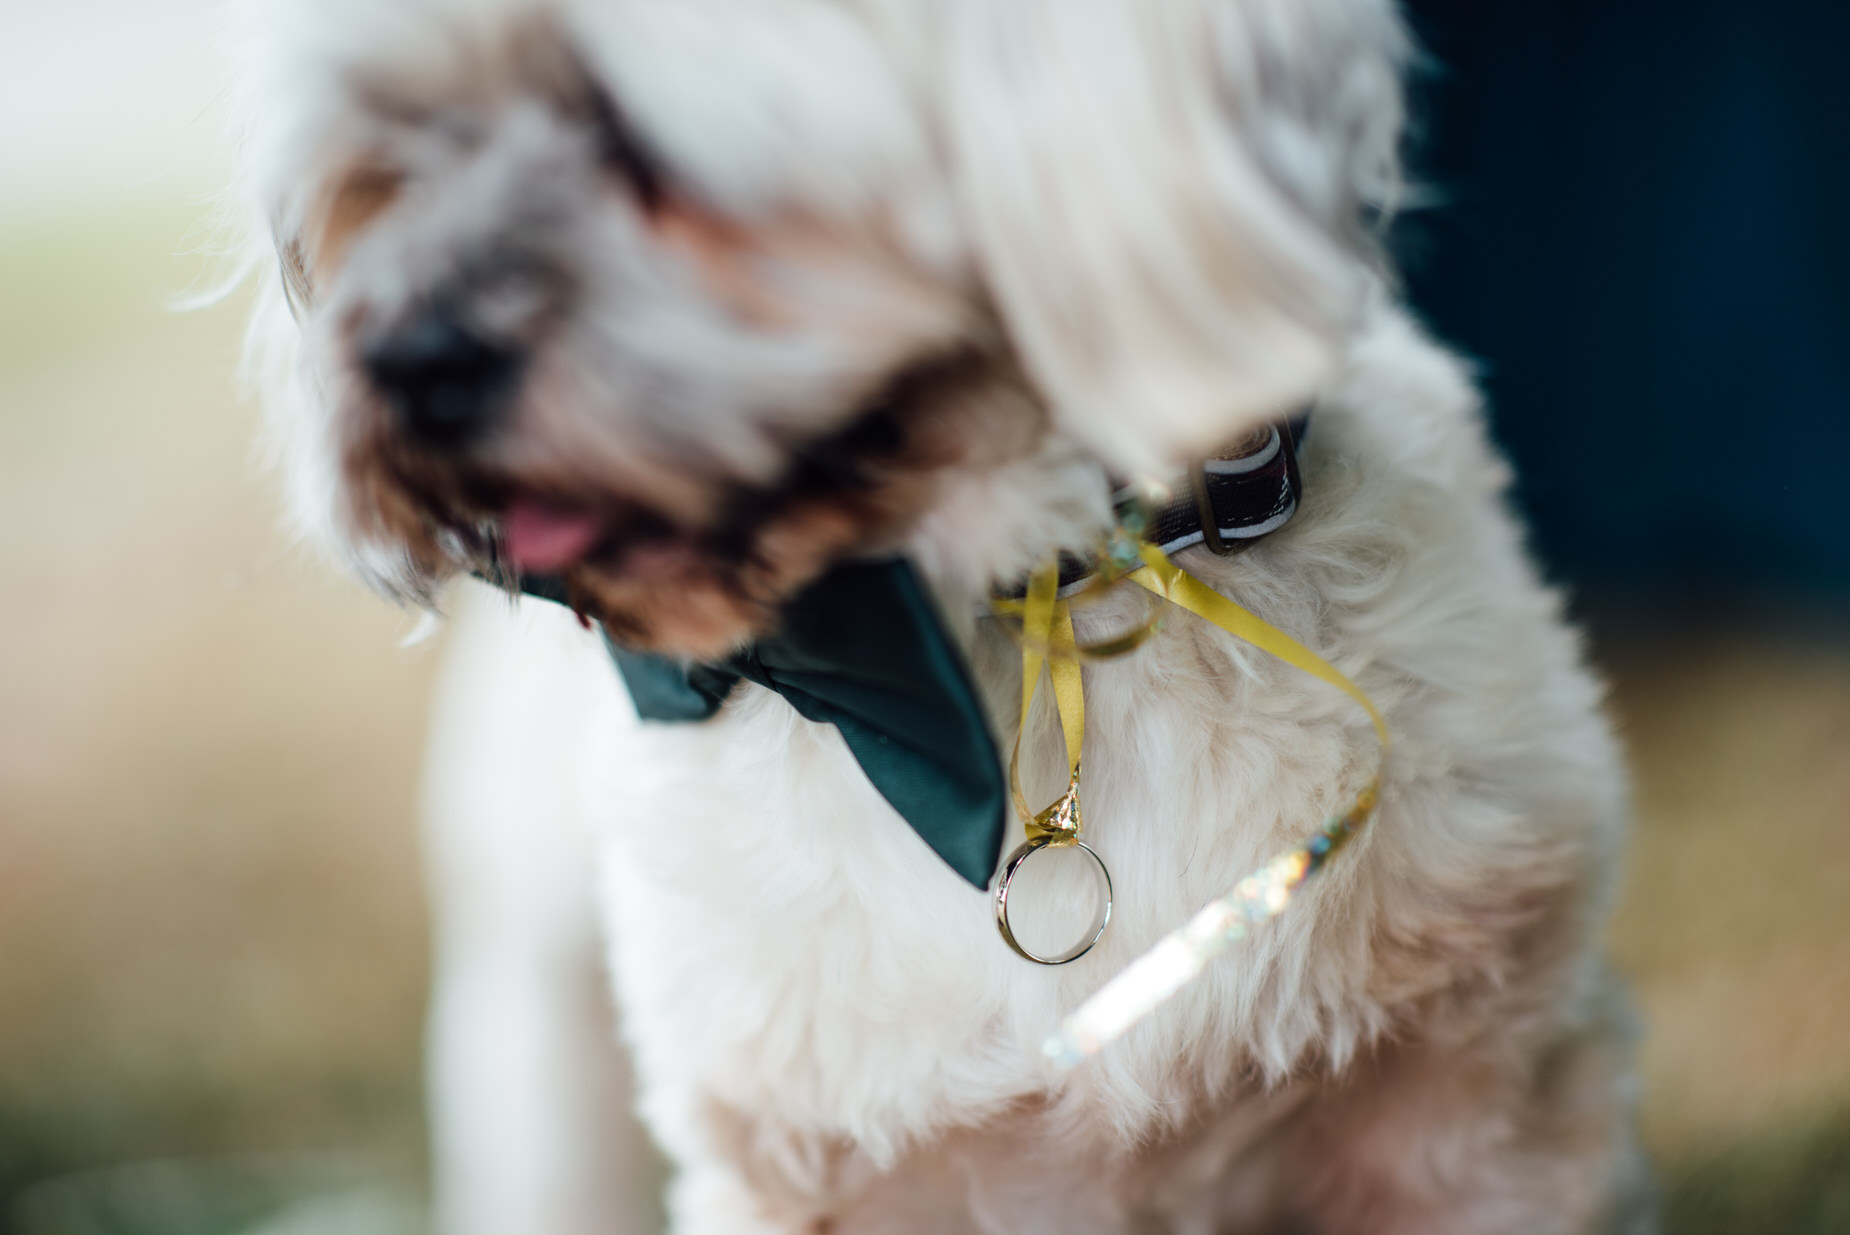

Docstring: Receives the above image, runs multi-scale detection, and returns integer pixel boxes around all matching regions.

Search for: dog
[235,0,1653,1230]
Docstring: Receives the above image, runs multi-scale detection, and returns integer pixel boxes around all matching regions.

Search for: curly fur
[236,0,1653,1231]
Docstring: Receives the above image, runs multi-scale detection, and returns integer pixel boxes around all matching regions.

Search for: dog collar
[1011,420,1303,598]
[517,420,1307,888]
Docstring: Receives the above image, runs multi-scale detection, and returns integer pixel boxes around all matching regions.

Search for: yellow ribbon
[1125,543,1391,748]
[1011,565,1087,843]
[1006,542,1388,847]
[1001,538,1392,1065]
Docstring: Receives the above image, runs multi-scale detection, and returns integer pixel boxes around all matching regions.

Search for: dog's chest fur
[575,313,1627,1226]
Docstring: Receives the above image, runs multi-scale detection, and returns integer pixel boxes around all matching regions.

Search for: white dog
[236,0,1652,1231]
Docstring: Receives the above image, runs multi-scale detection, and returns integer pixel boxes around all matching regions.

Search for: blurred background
[0,1,1844,1233]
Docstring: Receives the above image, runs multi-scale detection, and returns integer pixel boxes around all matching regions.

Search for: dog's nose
[363,305,520,446]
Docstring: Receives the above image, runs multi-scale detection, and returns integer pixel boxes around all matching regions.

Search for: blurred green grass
[9,1155,423,1235]
[1662,1110,1850,1235]
[0,204,1846,1234]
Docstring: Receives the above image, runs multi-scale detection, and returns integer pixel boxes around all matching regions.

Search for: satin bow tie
[521,560,1008,889]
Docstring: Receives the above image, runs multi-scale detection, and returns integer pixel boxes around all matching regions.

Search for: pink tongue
[503,501,604,573]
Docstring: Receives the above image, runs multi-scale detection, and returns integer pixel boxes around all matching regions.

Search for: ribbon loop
[999,565,1111,964]
[1008,567,1088,835]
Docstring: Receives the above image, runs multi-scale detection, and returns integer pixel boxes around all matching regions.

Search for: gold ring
[993,836,1113,965]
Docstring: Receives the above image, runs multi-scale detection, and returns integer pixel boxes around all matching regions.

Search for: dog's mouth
[485,364,922,583]
[501,499,608,574]
[367,347,1002,656]
[497,494,705,581]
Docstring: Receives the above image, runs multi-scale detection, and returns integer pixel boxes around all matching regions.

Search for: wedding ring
[994,835,1113,965]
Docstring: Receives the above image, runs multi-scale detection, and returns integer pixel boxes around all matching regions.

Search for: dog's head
[241,0,1406,656]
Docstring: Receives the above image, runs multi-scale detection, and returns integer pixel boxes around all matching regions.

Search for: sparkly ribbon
[1013,541,1390,1069]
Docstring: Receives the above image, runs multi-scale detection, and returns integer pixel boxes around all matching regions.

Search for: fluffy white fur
[236,0,1652,1230]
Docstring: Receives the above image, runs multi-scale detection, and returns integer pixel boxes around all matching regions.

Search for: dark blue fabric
[1402,0,1850,594]
[602,641,734,722]
[527,561,1007,889]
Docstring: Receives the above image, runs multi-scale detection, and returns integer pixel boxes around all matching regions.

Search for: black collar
[1037,418,1305,595]
[1154,420,1303,555]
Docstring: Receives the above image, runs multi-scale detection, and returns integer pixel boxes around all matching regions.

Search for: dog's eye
[586,85,665,213]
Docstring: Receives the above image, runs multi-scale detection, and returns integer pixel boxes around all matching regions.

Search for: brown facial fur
[344,347,1039,656]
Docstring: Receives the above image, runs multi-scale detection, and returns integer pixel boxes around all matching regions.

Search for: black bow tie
[599,559,1009,888]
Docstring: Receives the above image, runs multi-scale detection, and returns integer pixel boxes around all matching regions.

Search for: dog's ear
[947,0,1407,474]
